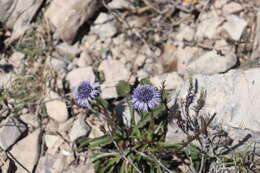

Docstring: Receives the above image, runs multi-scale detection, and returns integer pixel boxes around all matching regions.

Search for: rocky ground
[0,0,260,172]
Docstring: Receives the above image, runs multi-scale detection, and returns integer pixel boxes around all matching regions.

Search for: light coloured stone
[161,40,176,64]
[91,13,117,38]
[20,113,39,128]
[167,68,260,155]
[107,0,133,9]
[176,46,201,75]
[9,52,25,69]
[45,134,60,149]
[10,129,40,172]
[214,0,228,9]
[223,15,247,41]
[35,154,66,173]
[100,85,118,99]
[222,2,243,14]
[196,12,224,39]
[98,60,130,87]
[66,66,95,89]
[45,91,69,122]
[45,0,101,43]
[56,43,81,57]
[69,115,90,141]
[0,0,44,42]
[76,50,93,67]
[0,117,27,150]
[151,72,184,90]
[87,115,106,139]
[135,54,146,67]
[176,25,195,42]
[50,57,68,77]
[137,70,149,80]
[186,50,237,75]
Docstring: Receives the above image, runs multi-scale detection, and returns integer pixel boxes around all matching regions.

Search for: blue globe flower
[131,85,161,111]
[73,81,101,107]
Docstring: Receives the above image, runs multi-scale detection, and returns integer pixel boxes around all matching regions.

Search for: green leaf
[116,80,131,97]
[91,152,119,162]
[98,71,106,82]
[96,97,109,109]
[139,78,152,85]
[89,135,113,148]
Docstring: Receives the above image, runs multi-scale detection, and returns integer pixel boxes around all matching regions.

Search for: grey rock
[45,91,69,123]
[10,129,40,172]
[0,0,44,42]
[56,43,81,57]
[20,113,39,128]
[98,60,130,87]
[196,12,224,40]
[150,72,184,90]
[66,66,95,89]
[100,86,118,99]
[107,0,133,10]
[176,25,195,42]
[91,13,117,38]
[76,50,93,67]
[45,0,101,43]
[223,15,247,41]
[186,50,237,75]
[9,52,25,70]
[50,57,68,77]
[167,68,260,154]
[69,115,90,141]
[222,2,243,14]
[35,154,65,173]
[0,117,27,150]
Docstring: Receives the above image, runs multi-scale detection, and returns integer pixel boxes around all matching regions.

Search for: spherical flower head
[73,80,101,107]
[131,85,161,111]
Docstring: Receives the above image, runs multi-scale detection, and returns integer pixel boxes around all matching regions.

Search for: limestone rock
[45,0,101,43]
[98,60,130,87]
[0,117,27,150]
[91,13,117,38]
[167,68,260,154]
[0,0,44,42]
[107,0,133,10]
[223,15,247,41]
[45,91,69,123]
[222,2,243,14]
[69,115,90,141]
[150,72,184,90]
[100,86,118,99]
[186,50,237,75]
[66,66,95,89]
[56,43,81,57]
[10,129,40,172]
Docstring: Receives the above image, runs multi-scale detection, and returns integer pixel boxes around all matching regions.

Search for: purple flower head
[73,80,101,107]
[131,85,161,111]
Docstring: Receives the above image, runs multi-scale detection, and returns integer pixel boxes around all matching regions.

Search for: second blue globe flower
[131,85,161,111]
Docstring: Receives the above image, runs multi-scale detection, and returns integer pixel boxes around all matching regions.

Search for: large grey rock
[69,115,90,141]
[91,13,117,39]
[35,154,66,173]
[66,66,95,89]
[0,117,27,150]
[0,0,44,42]
[98,60,130,87]
[186,50,237,75]
[45,91,69,123]
[223,15,247,41]
[167,68,260,154]
[10,129,41,172]
[45,0,101,43]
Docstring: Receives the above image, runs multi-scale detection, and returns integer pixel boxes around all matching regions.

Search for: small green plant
[72,78,256,173]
